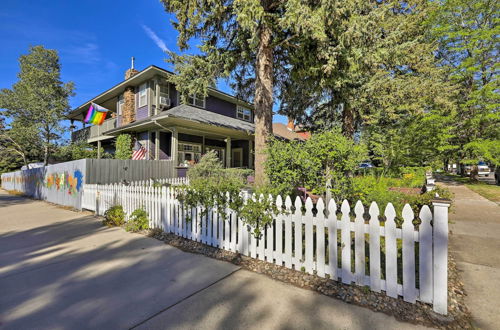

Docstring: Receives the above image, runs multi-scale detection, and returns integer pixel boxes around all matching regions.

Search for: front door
[232,148,243,168]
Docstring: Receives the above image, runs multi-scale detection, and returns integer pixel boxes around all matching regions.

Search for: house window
[178,142,202,166]
[158,84,170,107]
[117,94,124,115]
[138,83,147,107]
[187,94,205,108]
[237,106,252,121]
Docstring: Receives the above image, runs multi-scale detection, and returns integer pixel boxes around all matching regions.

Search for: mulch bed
[144,228,472,329]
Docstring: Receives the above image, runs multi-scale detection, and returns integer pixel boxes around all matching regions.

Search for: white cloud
[142,25,170,53]
[63,43,101,64]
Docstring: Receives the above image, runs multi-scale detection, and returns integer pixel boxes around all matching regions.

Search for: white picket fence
[125,177,189,187]
[82,183,450,315]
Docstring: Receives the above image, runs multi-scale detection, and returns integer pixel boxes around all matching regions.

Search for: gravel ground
[141,228,472,329]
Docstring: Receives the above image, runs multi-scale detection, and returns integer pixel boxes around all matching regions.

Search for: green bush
[264,129,367,198]
[177,151,276,236]
[103,205,125,227]
[125,208,149,232]
[350,176,453,226]
[115,134,132,160]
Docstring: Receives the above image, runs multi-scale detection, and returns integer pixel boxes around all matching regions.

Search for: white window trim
[159,83,170,98]
[177,142,202,166]
[188,94,206,108]
[237,105,252,122]
[138,83,148,108]
[117,94,124,116]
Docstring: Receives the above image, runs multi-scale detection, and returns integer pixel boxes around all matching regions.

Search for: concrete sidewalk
[0,190,426,329]
[438,180,500,330]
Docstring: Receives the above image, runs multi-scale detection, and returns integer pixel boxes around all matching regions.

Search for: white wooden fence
[82,183,450,315]
[120,177,189,187]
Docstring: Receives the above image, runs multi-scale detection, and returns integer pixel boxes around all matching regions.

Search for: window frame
[117,94,124,116]
[138,83,148,108]
[187,94,206,108]
[177,142,202,166]
[236,105,252,122]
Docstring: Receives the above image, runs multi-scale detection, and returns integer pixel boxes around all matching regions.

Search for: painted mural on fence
[45,170,84,195]
[2,169,84,196]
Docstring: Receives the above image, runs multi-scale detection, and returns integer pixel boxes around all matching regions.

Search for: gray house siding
[205,95,238,119]
[136,106,149,121]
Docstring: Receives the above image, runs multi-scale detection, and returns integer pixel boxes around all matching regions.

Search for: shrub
[103,205,125,227]
[177,151,276,236]
[115,134,132,159]
[264,129,367,198]
[125,208,149,232]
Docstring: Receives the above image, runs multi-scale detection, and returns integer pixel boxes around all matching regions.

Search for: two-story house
[68,64,255,169]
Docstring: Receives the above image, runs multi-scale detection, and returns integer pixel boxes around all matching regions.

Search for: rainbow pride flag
[84,103,109,125]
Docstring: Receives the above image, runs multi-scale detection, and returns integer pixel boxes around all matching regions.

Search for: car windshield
[478,161,486,165]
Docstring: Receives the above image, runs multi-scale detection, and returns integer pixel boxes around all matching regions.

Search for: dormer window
[188,94,205,108]
[237,105,252,121]
[138,83,147,107]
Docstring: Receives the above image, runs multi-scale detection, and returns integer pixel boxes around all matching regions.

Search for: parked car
[359,162,374,169]
[465,161,490,176]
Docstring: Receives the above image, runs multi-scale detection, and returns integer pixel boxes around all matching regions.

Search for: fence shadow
[136,269,399,330]
[0,214,237,329]
[0,191,36,208]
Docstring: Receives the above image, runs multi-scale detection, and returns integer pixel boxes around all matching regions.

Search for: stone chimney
[287,117,295,131]
[125,56,139,80]
[122,57,138,125]
[122,86,136,125]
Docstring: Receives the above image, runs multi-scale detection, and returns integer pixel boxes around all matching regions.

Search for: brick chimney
[125,56,139,80]
[287,117,295,131]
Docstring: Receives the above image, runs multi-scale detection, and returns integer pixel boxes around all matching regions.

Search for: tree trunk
[44,132,50,166]
[341,103,355,137]
[253,22,274,186]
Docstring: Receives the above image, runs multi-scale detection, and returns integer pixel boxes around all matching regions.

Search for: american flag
[132,140,147,160]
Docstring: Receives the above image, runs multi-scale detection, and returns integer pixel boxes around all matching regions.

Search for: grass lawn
[441,173,500,204]
[465,184,500,204]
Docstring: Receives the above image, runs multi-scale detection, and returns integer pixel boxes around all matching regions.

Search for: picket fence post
[432,198,451,315]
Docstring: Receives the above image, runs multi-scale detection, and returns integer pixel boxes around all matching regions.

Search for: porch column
[155,129,160,160]
[248,139,253,169]
[171,128,178,165]
[225,137,231,168]
[97,140,101,159]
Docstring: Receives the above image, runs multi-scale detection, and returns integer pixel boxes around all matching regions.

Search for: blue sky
[0,0,286,139]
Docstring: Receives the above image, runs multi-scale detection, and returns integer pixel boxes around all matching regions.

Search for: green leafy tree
[279,0,455,139]
[115,134,133,160]
[431,0,499,169]
[265,129,367,200]
[160,0,359,185]
[0,117,43,171]
[53,141,106,161]
[0,46,74,165]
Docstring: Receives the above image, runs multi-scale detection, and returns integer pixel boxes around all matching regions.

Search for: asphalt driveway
[0,190,426,330]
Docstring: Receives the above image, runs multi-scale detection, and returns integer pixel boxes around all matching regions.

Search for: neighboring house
[68,64,256,170]
[272,119,311,141]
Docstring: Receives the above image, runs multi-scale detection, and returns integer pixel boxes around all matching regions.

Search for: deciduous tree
[0,46,74,165]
